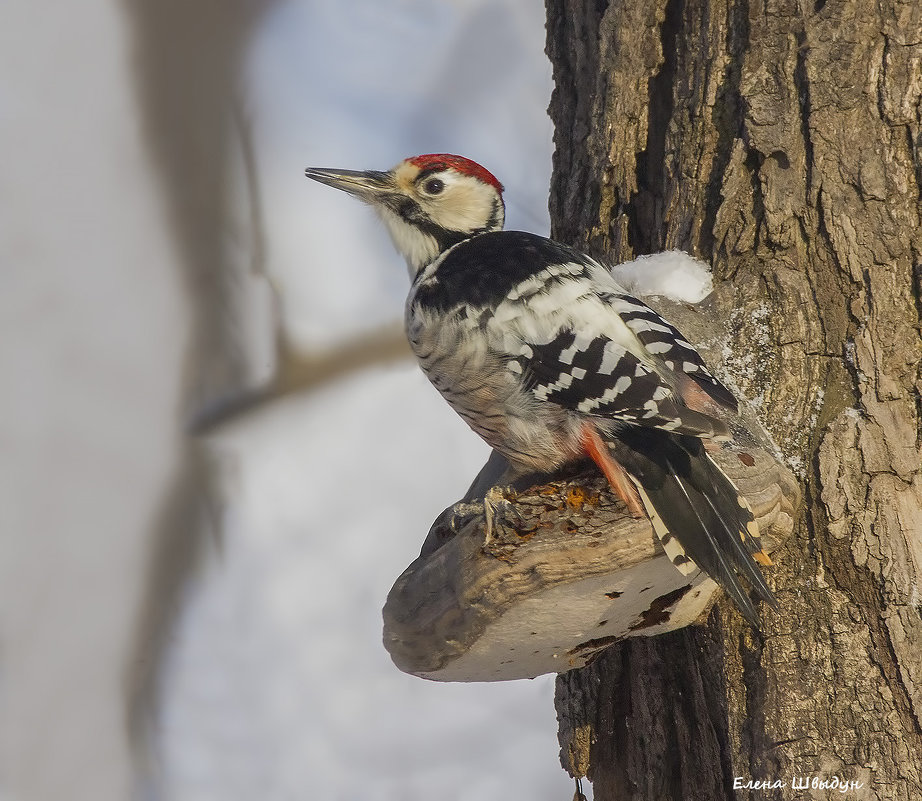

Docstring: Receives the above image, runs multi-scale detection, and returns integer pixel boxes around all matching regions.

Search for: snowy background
[160,1,575,800]
[2,0,587,799]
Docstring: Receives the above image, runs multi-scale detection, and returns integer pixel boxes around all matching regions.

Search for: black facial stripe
[485,196,503,230]
[390,195,424,223]
[414,219,472,252]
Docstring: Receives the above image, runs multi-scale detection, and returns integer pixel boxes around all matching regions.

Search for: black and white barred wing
[605,292,738,412]
[488,278,731,439]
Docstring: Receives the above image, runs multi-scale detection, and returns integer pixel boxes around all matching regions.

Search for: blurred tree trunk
[121,0,272,775]
[2,2,273,798]
[545,0,922,798]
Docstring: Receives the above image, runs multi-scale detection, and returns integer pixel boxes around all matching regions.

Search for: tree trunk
[546,0,922,798]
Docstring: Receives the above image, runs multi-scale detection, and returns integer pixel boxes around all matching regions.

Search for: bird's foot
[449,502,488,533]
[449,486,524,547]
[482,485,525,546]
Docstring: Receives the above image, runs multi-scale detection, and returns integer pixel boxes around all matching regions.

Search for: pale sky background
[154,2,576,800]
[1,1,592,799]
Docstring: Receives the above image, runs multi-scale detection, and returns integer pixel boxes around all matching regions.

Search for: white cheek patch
[424,175,503,233]
[376,206,439,276]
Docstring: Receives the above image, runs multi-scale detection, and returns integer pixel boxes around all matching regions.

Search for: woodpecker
[305,153,775,627]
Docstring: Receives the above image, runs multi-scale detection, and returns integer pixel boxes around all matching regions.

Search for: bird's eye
[423,177,445,195]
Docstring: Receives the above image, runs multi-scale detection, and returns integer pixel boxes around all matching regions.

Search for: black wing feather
[611,428,776,628]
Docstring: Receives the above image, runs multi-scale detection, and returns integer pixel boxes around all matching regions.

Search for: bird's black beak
[304,167,395,203]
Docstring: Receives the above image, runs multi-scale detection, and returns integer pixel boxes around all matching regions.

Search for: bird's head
[305,154,505,275]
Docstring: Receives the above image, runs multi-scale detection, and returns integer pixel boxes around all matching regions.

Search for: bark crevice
[792,26,815,199]
[630,0,682,255]
[701,0,749,262]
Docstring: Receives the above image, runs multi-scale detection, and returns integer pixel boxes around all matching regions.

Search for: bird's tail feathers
[611,429,776,628]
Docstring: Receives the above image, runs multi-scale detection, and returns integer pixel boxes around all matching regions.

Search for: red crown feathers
[408,154,504,195]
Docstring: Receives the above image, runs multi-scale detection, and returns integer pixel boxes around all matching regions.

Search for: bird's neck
[378,206,496,278]
[373,207,438,277]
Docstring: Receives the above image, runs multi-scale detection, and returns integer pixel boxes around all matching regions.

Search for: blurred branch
[190,322,412,434]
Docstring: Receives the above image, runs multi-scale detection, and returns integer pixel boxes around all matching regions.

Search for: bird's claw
[448,502,487,533]
[482,485,525,545]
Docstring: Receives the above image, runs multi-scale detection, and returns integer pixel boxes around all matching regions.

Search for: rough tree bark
[545,0,922,799]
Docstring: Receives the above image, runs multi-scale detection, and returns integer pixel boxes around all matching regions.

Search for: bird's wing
[490,276,732,439]
[601,291,738,411]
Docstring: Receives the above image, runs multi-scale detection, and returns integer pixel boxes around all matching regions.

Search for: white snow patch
[611,251,714,303]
